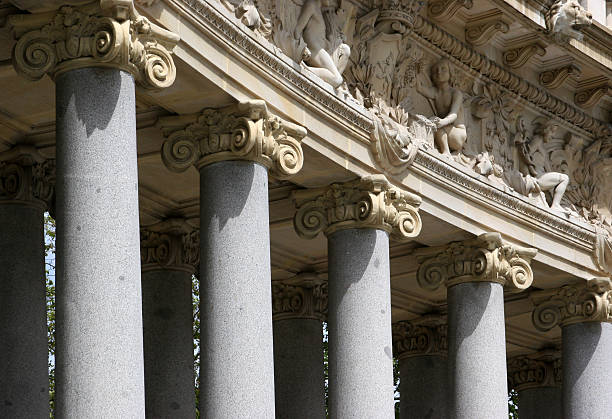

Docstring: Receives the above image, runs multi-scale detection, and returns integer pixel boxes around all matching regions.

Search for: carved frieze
[160,100,306,178]
[140,219,199,273]
[503,42,547,69]
[465,10,510,46]
[532,278,612,331]
[416,232,537,290]
[507,351,562,391]
[272,273,327,321]
[9,0,179,89]
[539,64,581,89]
[544,0,593,42]
[292,174,422,241]
[392,317,447,359]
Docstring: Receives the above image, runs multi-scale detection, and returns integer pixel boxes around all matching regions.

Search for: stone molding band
[532,277,612,331]
[392,317,448,359]
[272,273,327,322]
[140,218,199,274]
[292,175,422,241]
[9,0,179,89]
[0,145,55,210]
[507,351,562,391]
[160,99,306,178]
[416,232,537,290]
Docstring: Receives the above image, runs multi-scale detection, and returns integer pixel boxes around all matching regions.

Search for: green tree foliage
[193,273,201,418]
[44,214,56,418]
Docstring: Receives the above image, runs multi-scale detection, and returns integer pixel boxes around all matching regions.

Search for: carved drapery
[9,0,179,89]
[140,219,199,274]
[392,317,447,359]
[0,146,55,210]
[416,232,537,290]
[272,273,327,322]
[507,351,562,391]
[532,278,612,331]
[292,174,422,241]
[160,100,306,178]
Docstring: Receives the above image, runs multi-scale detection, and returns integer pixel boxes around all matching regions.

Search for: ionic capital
[160,100,306,178]
[292,175,422,241]
[507,351,561,391]
[140,219,199,274]
[272,273,327,322]
[9,0,179,89]
[416,233,537,291]
[532,278,612,331]
[392,316,447,359]
[0,145,55,210]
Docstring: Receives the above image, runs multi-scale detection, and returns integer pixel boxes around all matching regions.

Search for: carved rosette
[292,175,422,242]
[416,232,537,290]
[532,278,612,331]
[9,0,179,89]
[272,273,328,322]
[0,146,55,210]
[392,318,448,359]
[507,352,562,391]
[140,219,199,274]
[160,100,306,178]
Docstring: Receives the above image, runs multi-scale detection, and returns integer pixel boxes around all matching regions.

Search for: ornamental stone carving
[545,0,593,42]
[539,64,581,89]
[140,219,199,274]
[465,10,510,47]
[507,351,562,391]
[416,232,537,290]
[292,174,422,241]
[272,273,328,321]
[160,100,306,178]
[503,42,547,69]
[532,277,612,331]
[428,0,473,22]
[574,79,612,108]
[9,0,179,89]
[218,1,272,39]
[0,145,55,210]
[392,317,447,359]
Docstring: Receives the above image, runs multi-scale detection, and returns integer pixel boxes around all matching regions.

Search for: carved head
[546,0,593,39]
[430,58,451,86]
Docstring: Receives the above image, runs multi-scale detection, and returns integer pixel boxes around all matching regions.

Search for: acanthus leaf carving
[160,99,306,179]
[507,351,562,391]
[292,174,422,241]
[416,232,537,290]
[272,273,327,321]
[9,0,179,89]
[532,277,612,331]
[140,219,199,273]
[392,317,447,359]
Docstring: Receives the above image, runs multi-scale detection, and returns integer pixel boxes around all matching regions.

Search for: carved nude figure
[514,120,569,212]
[417,59,467,157]
[294,0,349,88]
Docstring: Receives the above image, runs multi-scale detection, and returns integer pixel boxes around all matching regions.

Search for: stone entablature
[0,145,55,210]
[272,273,327,322]
[392,317,448,359]
[160,100,306,179]
[416,232,537,290]
[140,218,199,273]
[532,277,612,330]
[292,175,422,241]
[507,351,562,391]
[9,0,179,89]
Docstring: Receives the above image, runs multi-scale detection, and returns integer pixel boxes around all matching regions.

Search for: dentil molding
[392,316,448,359]
[416,232,537,290]
[532,277,612,330]
[292,174,422,241]
[140,218,199,273]
[160,99,306,178]
[272,273,327,322]
[9,0,179,89]
[507,351,562,391]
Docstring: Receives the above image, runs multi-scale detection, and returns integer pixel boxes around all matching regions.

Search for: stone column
[272,273,327,419]
[161,100,306,417]
[532,278,612,419]
[507,352,562,419]
[293,175,423,418]
[417,233,537,419]
[10,3,179,417]
[140,220,199,418]
[392,317,448,419]
[0,147,54,418]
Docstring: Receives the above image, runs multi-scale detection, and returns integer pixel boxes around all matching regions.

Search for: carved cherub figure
[514,119,569,212]
[417,58,467,157]
[294,0,349,88]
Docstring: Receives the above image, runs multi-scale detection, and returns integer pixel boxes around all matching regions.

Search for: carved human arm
[435,88,463,128]
[294,0,316,40]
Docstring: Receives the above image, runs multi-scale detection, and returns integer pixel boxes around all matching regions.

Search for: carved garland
[292,174,422,241]
[416,232,537,290]
[160,99,306,178]
[272,274,328,322]
[392,319,448,359]
[9,0,179,89]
